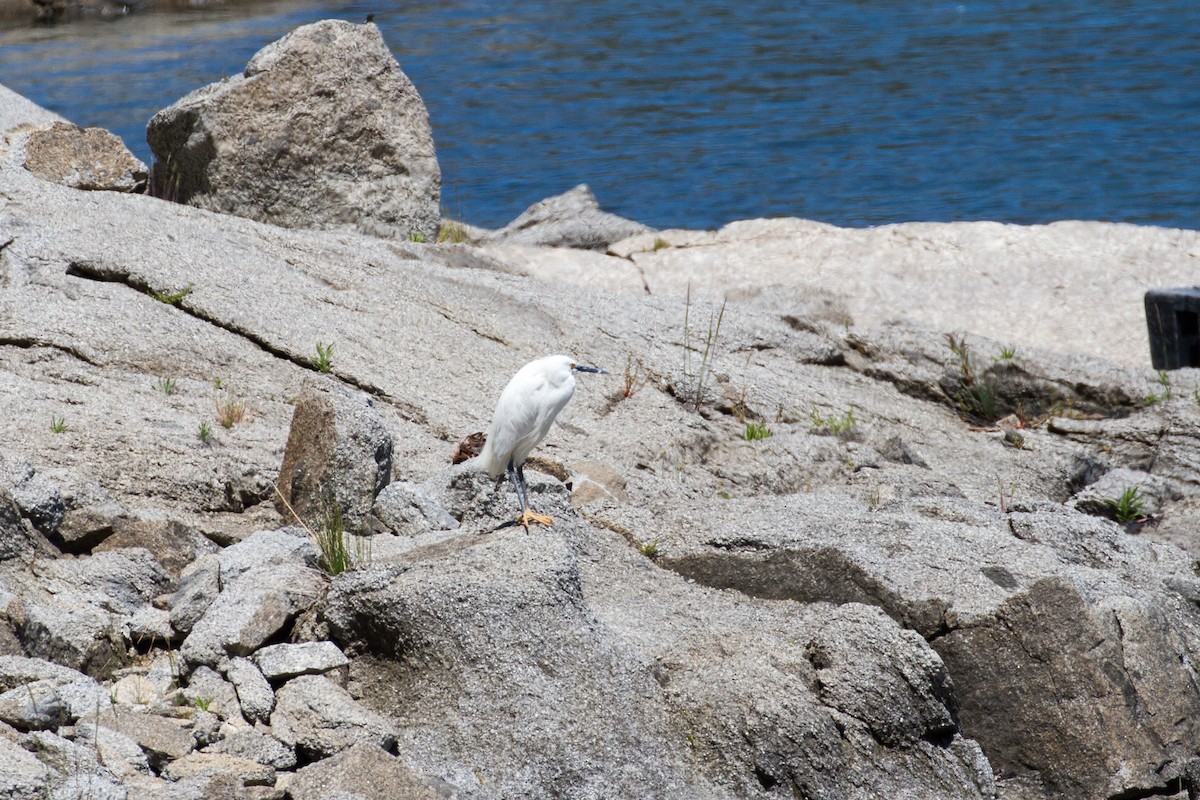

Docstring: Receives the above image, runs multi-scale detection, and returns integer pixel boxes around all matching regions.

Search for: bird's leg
[514,463,554,528]
[506,459,526,519]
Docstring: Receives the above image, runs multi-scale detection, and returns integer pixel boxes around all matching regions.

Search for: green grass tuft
[150,285,192,305]
[743,422,772,441]
[50,416,69,434]
[810,407,857,436]
[1106,486,1145,524]
[313,342,334,374]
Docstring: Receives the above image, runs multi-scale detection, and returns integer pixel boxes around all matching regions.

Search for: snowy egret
[480,354,607,528]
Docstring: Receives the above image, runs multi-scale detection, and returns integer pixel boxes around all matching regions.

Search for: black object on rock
[1146,287,1200,369]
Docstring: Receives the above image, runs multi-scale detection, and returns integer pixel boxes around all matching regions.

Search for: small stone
[225,658,274,724]
[162,751,276,786]
[21,121,148,192]
[0,678,67,730]
[205,727,296,770]
[253,642,349,681]
[111,674,162,706]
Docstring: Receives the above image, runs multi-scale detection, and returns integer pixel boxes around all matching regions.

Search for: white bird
[480,354,607,528]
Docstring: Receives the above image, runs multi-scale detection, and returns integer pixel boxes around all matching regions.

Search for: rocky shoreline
[2,18,1200,800]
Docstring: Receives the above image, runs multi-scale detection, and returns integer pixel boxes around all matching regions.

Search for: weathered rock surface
[225,657,274,723]
[252,641,347,681]
[146,19,441,241]
[269,674,397,761]
[287,742,446,800]
[7,548,171,676]
[205,726,296,770]
[368,480,457,537]
[5,75,1200,800]
[18,121,147,192]
[326,524,993,799]
[0,732,50,800]
[179,562,324,669]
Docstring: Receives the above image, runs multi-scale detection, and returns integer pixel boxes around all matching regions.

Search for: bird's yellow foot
[516,509,554,528]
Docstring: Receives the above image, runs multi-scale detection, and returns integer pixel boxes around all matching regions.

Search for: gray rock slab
[224,658,274,724]
[325,526,958,799]
[287,742,443,800]
[488,184,651,250]
[0,656,87,691]
[11,548,172,675]
[74,720,150,777]
[79,709,195,771]
[20,730,125,799]
[252,642,348,681]
[0,453,64,535]
[654,490,1200,800]
[203,727,295,770]
[182,667,243,724]
[0,679,68,730]
[269,674,396,761]
[215,529,317,588]
[161,751,274,786]
[146,20,440,242]
[0,490,51,562]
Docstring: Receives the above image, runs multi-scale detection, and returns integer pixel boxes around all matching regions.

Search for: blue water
[1,1,1198,231]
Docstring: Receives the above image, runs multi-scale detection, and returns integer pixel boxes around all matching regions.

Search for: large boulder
[653,492,1200,800]
[275,380,394,532]
[324,522,993,799]
[146,19,440,241]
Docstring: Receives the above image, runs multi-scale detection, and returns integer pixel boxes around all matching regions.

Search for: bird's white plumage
[481,355,578,477]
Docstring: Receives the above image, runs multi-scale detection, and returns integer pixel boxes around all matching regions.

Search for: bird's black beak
[575,364,607,375]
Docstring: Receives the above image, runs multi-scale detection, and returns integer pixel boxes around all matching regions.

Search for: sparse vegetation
[193,697,213,712]
[154,376,177,395]
[216,397,247,428]
[810,407,858,436]
[1145,370,1173,405]
[273,485,368,577]
[621,353,647,399]
[994,344,1018,362]
[743,422,772,441]
[1106,486,1145,524]
[437,220,468,244]
[313,342,334,373]
[653,237,669,252]
[681,283,726,411]
[212,377,224,390]
[408,231,427,243]
[197,420,212,445]
[149,285,192,305]
[314,501,351,576]
[638,539,659,557]
[50,416,69,434]
[148,153,183,203]
[946,333,1002,422]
